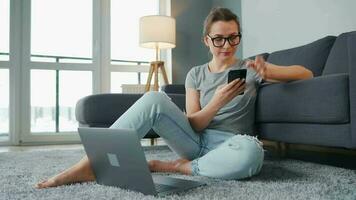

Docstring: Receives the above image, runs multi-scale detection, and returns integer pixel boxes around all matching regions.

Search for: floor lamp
[139,15,176,92]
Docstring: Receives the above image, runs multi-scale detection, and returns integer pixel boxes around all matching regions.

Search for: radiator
[121,84,156,93]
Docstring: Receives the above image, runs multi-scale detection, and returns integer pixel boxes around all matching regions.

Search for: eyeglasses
[207,33,242,47]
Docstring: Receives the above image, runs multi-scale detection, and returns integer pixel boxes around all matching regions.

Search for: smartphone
[228,69,247,95]
[228,69,247,83]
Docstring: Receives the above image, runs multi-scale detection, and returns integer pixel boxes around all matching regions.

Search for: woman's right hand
[209,79,246,109]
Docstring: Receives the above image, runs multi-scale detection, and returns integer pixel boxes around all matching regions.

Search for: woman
[36,7,313,189]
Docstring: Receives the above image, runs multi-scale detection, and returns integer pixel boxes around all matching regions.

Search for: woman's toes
[35,179,55,189]
[35,180,47,189]
[173,158,189,167]
[148,160,159,171]
[35,181,45,189]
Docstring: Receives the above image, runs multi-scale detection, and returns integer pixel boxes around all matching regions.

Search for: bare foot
[35,156,95,189]
[148,158,191,175]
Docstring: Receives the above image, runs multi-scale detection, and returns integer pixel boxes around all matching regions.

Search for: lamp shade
[139,15,176,49]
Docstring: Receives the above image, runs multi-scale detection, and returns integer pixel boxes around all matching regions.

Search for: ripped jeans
[110,91,264,180]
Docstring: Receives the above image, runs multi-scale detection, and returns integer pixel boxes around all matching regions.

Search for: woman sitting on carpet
[36,7,313,189]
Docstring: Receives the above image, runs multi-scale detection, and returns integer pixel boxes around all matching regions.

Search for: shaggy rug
[0,146,355,200]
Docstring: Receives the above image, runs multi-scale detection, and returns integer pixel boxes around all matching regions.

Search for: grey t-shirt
[185,59,262,135]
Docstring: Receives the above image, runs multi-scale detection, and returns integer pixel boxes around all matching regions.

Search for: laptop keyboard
[155,183,178,192]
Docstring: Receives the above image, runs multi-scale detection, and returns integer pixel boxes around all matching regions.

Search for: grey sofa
[75,31,356,149]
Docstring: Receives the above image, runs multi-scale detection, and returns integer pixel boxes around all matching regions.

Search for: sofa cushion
[322,31,356,75]
[256,73,349,124]
[267,36,336,77]
[161,84,185,94]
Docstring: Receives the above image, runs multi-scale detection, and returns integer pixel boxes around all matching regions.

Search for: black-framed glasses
[207,33,242,47]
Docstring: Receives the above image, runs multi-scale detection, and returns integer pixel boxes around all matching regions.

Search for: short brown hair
[203,7,241,37]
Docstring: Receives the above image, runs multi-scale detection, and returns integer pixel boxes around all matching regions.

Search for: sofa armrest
[75,93,186,127]
[161,84,185,94]
[75,93,143,127]
[75,92,186,139]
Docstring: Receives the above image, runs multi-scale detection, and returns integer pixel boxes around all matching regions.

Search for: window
[110,0,158,64]
[110,0,161,93]
[58,71,92,132]
[31,0,92,63]
[3,0,170,144]
[28,0,94,136]
[30,70,92,133]
[0,0,10,61]
[0,69,9,141]
[30,70,56,132]
[0,0,10,142]
[111,72,156,93]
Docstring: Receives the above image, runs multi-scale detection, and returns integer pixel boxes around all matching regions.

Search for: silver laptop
[78,127,206,196]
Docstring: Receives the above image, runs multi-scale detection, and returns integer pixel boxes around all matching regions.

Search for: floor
[1,139,356,170]
[0,144,83,153]
[263,141,356,170]
[285,146,356,169]
[0,138,166,153]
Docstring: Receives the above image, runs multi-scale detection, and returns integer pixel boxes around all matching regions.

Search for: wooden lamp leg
[145,61,169,92]
[145,62,155,92]
[154,63,159,91]
[159,62,169,85]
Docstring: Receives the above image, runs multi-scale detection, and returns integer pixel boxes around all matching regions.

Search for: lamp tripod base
[145,61,169,92]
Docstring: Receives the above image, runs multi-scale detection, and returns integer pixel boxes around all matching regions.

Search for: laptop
[78,127,206,196]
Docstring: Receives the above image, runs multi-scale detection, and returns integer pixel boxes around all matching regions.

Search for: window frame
[0,67,10,145]
[18,0,98,144]
[1,0,172,145]
[0,0,11,145]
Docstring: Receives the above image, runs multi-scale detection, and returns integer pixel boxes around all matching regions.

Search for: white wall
[242,0,356,58]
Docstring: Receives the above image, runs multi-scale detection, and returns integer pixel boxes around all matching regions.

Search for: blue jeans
[110,91,264,180]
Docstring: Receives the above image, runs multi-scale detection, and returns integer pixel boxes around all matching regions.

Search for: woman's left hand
[246,56,268,80]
